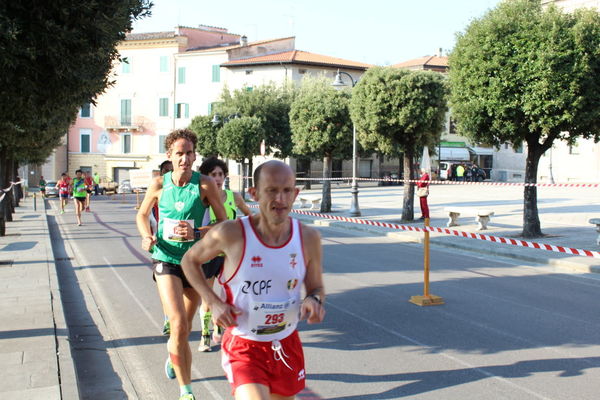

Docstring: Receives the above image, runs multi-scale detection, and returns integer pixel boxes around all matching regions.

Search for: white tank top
[219,216,306,342]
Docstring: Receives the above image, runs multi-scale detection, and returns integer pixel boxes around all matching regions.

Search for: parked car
[117,180,133,194]
[45,181,58,197]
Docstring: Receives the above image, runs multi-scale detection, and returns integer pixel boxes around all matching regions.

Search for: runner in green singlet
[72,170,87,226]
[136,130,227,400]
[197,157,251,352]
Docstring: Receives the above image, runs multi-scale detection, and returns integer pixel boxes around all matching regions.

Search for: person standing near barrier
[181,160,326,400]
[72,170,87,226]
[84,172,94,212]
[136,129,226,400]
[56,173,70,214]
[197,156,252,352]
[39,176,46,198]
[456,164,465,182]
[416,168,430,220]
[93,172,100,196]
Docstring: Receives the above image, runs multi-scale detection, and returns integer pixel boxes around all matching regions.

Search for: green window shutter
[121,99,131,125]
[185,104,189,118]
[122,57,131,73]
[178,67,186,84]
[159,98,168,117]
[160,56,168,72]
[208,102,212,115]
[123,134,131,154]
[212,65,220,82]
[158,135,167,153]
[81,103,91,118]
[81,134,90,153]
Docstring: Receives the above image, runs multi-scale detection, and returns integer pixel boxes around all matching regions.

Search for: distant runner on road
[182,160,326,400]
[56,173,70,214]
[136,129,226,400]
[72,170,87,226]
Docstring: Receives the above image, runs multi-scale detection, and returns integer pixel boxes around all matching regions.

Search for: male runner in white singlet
[182,160,325,400]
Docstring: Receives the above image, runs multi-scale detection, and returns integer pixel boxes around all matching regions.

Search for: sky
[131,0,502,66]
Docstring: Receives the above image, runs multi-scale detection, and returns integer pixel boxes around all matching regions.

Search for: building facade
[60,25,371,187]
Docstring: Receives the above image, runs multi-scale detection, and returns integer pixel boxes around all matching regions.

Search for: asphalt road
[47,195,600,400]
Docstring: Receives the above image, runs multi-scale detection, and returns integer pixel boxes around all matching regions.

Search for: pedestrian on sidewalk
[136,129,227,400]
[56,173,70,214]
[182,160,326,400]
[93,172,100,196]
[416,168,430,220]
[39,176,46,198]
[72,170,87,226]
[456,164,465,182]
[196,156,252,352]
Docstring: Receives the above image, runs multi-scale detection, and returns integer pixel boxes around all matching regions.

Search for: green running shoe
[179,394,195,400]
[164,356,176,380]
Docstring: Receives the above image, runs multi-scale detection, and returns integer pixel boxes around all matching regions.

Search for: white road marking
[102,256,225,400]
[326,300,553,400]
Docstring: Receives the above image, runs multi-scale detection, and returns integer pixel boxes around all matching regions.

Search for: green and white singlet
[209,189,236,224]
[73,178,87,198]
[152,171,206,264]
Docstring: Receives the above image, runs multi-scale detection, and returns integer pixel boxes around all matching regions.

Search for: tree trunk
[522,143,543,238]
[320,154,332,213]
[401,150,415,222]
[0,149,7,234]
[248,159,254,190]
[241,160,248,200]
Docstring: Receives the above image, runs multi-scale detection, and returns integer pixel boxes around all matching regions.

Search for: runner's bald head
[253,160,295,189]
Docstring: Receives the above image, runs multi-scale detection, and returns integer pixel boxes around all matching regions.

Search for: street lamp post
[332,69,361,217]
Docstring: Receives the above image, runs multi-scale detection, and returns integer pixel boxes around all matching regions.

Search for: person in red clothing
[416,168,430,220]
[84,172,94,212]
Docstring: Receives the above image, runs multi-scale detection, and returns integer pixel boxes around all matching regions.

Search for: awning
[439,147,470,161]
[469,146,494,156]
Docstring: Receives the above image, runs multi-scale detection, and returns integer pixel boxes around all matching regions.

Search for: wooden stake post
[409,217,445,306]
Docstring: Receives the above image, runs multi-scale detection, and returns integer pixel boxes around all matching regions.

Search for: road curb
[41,198,80,400]
[294,214,600,274]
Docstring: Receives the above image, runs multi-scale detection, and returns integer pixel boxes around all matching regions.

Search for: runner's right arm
[136,177,162,251]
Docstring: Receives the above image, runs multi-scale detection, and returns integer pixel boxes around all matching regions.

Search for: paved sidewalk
[0,195,78,400]
[291,183,600,273]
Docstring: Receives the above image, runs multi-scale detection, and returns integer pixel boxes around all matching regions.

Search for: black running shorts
[152,259,192,288]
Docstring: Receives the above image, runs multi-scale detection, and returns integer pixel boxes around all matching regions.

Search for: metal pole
[423,217,430,297]
[349,124,361,216]
[33,192,36,211]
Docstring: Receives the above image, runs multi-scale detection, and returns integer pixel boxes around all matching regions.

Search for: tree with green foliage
[189,115,219,157]
[0,0,151,227]
[217,116,264,196]
[449,0,600,238]
[217,83,295,158]
[350,67,447,221]
[290,77,352,212]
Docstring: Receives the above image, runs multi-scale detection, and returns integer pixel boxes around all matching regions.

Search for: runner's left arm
[300,224,326,324]
[233,191,252,216]
[198,174,227,236]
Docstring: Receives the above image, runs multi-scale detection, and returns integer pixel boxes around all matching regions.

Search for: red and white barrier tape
[232,175,599,188]
[247,204,600,258]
